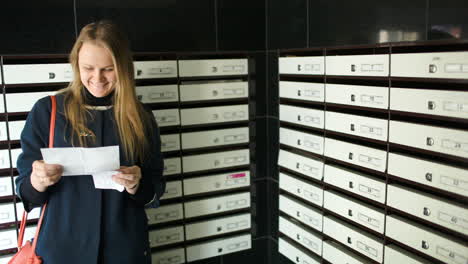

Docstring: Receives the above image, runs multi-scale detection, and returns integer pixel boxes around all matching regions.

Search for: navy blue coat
[16,93,165,264]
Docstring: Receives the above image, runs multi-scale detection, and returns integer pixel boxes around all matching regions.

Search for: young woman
[16,21,165,263]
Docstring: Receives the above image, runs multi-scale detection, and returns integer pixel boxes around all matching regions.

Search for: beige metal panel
[391,52,468,79]
[326,54,389,76]
[179,59,248,77]
[180,81,248,101]
[390,88,468,119]
[186,234,251,262]
[388,153,468,197]
[3,63,72,84]
[386,215,468,264]
[324,164,386,204]
[134,60,178,79]
[278,238,321,264]
[279,81,325,102]
[389,121,468,159]
[325,83,389,109]
[279,56,325,75]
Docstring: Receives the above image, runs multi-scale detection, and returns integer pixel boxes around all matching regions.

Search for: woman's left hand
[112,165,142,195]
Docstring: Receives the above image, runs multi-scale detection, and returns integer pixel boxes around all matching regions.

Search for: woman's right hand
[30,160,63,192]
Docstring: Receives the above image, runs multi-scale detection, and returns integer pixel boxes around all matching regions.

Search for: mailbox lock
[423,207,431,216]
[429,64,437,73]
[348,152,354,160]
[212,90,219,96]
[427,101,436,110]
[348,209,353,217]
[296,211,301,217]
[426,137,434,146]
[297,90,302,96]
[347,237,352,244]
[351,64,356,72]
[351,94,356,102]
[296,234,301,240]
[349,181,354,189]
[49,72,56,79]
[297,64,302,71]
[137,69,143,76]
[421,240,429,249]
[212,66,218,73]
[297,139,301,146]
[350,124,355,131]
[218,248,223,253]
[297,115,302,121]
[425,173,433,182]
[296,162,300,169]
[296,257,300,262]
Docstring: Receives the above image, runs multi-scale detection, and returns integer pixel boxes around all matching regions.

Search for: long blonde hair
[62,20,150,162]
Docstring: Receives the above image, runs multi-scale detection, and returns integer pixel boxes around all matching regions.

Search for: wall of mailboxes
[276,42,468,264]
[0,54,258,263]
[0,42,467,264]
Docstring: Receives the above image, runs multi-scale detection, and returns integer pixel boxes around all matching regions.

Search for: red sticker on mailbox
[229,173,246,178]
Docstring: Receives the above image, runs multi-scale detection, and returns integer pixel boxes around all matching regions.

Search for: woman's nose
[94,69,106,82]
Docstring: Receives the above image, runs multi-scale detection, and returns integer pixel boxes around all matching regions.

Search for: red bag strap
[17,95,56,249]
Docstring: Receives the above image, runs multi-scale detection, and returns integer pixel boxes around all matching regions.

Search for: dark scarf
[83,88,114,106]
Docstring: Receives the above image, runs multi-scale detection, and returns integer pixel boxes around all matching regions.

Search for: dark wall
[0,0,267,54]
[0,0,466,54]
[268,0,468,49]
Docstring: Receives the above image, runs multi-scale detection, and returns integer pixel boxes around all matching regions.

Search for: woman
[15,21,165,263]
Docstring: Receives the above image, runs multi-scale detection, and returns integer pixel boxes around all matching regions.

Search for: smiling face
[78,42,117,98]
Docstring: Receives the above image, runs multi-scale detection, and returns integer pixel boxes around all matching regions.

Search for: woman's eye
[105,68,114,72]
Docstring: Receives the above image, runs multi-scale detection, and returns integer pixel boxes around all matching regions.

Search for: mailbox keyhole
[425,173,433,182]
[347,237,352,244]
[351,64,356,72]
[351,94,356,102]
[421,240,429,249]
[426,137,434,146]
[428,101,436,110]
[350,124,355,131]
[423,207,431,216]
[349,181,354,189]
[348,209,353,217]
[348,152,354,160]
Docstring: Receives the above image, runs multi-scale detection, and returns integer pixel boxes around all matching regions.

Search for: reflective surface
[308,0,427,47]
[428,0,468,40]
